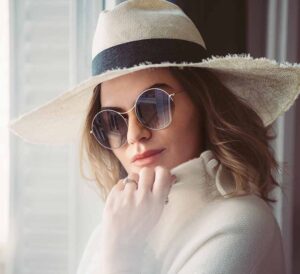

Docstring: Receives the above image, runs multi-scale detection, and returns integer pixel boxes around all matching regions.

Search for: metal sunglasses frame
[90,87,183,149]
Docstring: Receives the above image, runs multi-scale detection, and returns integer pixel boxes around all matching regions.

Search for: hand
[100,166,176,273]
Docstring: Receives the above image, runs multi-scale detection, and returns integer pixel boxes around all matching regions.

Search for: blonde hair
[79,67,284,204]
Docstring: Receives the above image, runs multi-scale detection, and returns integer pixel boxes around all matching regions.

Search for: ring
[123,177,138,187]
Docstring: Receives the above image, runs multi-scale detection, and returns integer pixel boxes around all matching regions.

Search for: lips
[132,149,165,163]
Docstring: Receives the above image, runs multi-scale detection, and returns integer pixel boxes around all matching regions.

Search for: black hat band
[92,38,210,76]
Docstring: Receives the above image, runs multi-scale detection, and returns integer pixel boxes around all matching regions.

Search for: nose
[126,111,151,145]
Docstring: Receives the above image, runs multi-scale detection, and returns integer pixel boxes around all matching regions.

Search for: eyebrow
[101,83,174,112]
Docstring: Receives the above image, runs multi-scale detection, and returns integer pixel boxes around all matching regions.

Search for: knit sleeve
[174,196,286,274]
[76,223,103,274]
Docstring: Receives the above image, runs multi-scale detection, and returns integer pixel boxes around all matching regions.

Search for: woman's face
[100,68,205,174]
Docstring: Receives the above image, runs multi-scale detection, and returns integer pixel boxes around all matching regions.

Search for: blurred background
[0,0,299,273]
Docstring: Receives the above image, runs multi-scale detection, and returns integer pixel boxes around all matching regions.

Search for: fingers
[110,166,176,206]
[122,173,140,194]
[152,166,175,202]
[138,167,155,192]
[110,173,139,196]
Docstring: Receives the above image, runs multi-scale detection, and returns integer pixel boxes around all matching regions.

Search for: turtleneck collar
[144,149,238,244]
[169,149,240,200]
[142,149,248,270]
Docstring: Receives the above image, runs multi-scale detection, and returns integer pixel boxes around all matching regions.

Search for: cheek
[112,150,128,169]
[154,108,203,168]
[169,102,204,157]
[172,104,202,140]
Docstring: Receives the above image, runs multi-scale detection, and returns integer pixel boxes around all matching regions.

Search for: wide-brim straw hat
[8,0,300,145]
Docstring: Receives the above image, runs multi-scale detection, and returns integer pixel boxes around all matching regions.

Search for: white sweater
[76,150,286,274]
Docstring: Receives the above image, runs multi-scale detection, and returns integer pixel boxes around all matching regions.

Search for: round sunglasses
[90,87,183,149]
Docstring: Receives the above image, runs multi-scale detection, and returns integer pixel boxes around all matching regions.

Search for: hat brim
[8,54,300,145]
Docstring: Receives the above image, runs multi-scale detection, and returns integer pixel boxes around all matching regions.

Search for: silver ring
[123,177,138,186]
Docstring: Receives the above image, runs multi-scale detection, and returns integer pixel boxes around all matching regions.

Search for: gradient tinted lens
[92,110,127,149]
[136,88,173,129]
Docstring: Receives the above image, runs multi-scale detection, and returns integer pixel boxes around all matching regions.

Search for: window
[0,0,10,269]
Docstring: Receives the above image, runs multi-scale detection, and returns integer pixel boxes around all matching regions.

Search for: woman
[77,66,286,274]
[9,0,300,273]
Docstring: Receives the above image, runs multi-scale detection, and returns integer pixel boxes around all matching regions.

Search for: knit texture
[76,149,286,274]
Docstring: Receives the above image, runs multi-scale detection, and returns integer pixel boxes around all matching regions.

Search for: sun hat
[8,0,300,145]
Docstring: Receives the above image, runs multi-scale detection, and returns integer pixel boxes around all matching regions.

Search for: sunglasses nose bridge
[120,103,135,115]
[124,109,153,148]
[126,107,144,129]
[120,104,138,127]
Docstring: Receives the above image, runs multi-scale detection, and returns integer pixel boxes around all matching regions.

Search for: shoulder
[188,193,282,262]
[203,194,278,234]
[173,195,285,273]
[197,194,283,266]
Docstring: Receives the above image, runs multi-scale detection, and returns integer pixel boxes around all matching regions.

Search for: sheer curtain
[0,0,10,273]
[8,1,103,273]
[265,1,299,273]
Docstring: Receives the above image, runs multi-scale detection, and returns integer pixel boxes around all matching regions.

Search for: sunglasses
[90,87,183,149]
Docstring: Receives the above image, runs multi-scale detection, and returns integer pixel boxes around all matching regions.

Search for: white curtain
[8,0,103,273]
[265,0,299,273]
